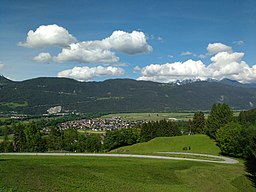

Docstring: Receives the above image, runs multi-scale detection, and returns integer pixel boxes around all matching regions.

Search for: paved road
[0,152,238,164]
[154,152,238,164]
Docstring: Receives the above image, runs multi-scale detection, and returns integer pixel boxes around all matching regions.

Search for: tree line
[1,104,256,161]
[206,104,256,159]
[0,124,102,153]
[0,119,186,153]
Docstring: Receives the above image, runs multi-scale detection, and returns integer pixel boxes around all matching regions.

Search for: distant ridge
[219,78,256,88]
[0,75,13,85]
[0,76,255,114]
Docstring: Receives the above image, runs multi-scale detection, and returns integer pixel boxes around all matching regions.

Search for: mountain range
[0,75,256,115]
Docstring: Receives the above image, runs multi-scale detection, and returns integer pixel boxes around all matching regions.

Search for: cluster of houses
[57,117,144,131]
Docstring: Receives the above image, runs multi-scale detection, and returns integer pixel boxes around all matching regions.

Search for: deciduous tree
[216,122,245,157]
[191,111,205,134]
[206,103,233,138]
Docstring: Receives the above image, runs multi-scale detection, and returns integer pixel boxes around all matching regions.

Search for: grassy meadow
[117,135,221,155]
[0,155,254,192]
[0,134,255,191]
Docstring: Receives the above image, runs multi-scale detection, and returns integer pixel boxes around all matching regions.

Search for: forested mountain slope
[0,76,256,114]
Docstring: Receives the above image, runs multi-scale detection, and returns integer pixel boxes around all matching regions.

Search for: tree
[140,121,155,142]
[206,103,233,138]
[0,141,13,152]
[84,134,101,152]
[238,108,256,124]
[242,124,256,158]
[191,111,205,134]
[62,129,78,152]
[250,137,256,159]
[13,123,46,152]
[13,124,27,152]
[140,120,181,142]
[23,123,46,152]
[103,130,121,151]
[46,126,63,151]
[216,122,245,157]
[76,134,88,152]
[103,128,140,151]
[238,111,247,124]
[2,126,9,141]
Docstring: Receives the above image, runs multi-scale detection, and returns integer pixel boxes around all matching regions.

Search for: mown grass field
[117,135,221,155]
[0,135,255,191]
[0,155,254,192]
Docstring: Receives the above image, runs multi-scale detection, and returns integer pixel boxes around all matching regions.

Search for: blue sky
[1,0,256,83]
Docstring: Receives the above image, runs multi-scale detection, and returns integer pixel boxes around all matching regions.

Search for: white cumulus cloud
[20,26,153,64]
[57,66,124,81]
[138,60,207,82]
[33,52,52,63]
[103,30,152,54]
[55,30,152,64]
[181,51,193,56]
[207,43,232,55]
[19,24,152,64]
[157,36,163,42]
[133,66,141,71]
[19,24,77,48]
[55,42,119,64]
[138,47,256,83]
[233,40,244,46]
[207,51,255,82]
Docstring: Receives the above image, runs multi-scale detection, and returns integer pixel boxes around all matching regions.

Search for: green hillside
[117,134,221,155]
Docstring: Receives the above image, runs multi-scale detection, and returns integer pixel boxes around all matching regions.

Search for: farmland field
[101,112,197,121]
[0,102,28,108]
[101,111,240,122]
[78,130,106,134]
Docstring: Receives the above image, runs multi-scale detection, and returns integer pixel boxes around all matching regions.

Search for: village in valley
[57,117,144,131]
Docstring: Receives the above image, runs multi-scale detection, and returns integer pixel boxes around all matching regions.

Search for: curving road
[0,152,238,164]
[154,152,238,164]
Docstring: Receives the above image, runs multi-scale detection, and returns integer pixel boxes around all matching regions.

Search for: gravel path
[0,152,238,164]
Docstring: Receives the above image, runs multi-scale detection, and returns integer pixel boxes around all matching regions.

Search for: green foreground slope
[118,134,221,155]
[0,155,254,192]
[0,135,255,191]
